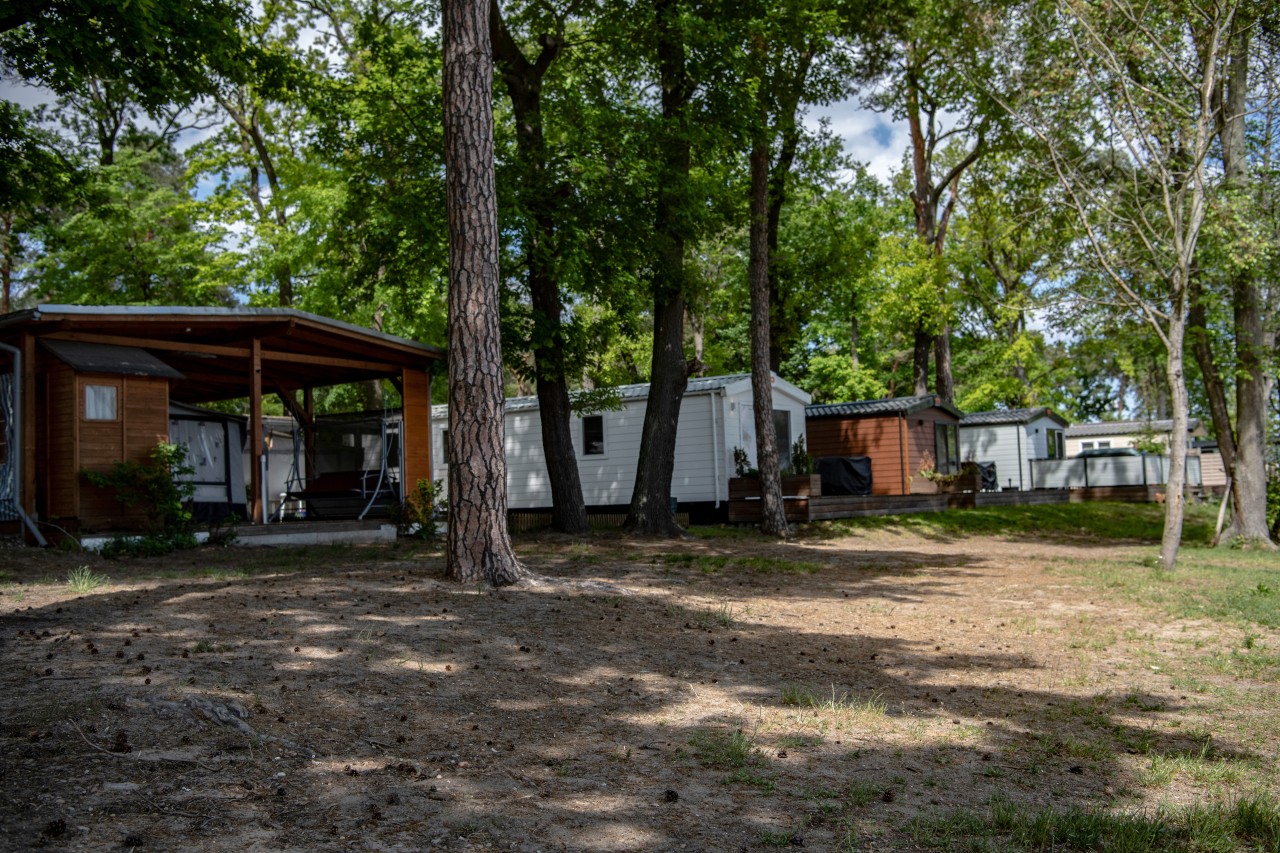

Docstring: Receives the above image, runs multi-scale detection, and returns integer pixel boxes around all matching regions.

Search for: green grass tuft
[66,565,109,594]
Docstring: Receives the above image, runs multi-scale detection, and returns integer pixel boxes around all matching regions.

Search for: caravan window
[1047,428,1064,459]
[934,422,960,474]
[582,416,605,455]
[84,384,118,421]
[440,430,450,467]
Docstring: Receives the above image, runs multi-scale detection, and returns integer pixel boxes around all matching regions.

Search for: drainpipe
[1016,426,1024,490]
[710,389,721,508]
[0,341,47,546]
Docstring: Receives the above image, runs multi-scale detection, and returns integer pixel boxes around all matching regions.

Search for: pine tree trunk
[442,0,525,584]
[748,136,787,538]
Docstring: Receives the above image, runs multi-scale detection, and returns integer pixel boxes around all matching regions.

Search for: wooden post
[249,338,263,524]
[401,367,433,489]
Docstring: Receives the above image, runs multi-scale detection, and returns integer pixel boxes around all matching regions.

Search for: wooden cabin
[805,395,963,496]
[0,305,442,543]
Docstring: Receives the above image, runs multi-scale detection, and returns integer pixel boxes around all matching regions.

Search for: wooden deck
[728,486,1164,524]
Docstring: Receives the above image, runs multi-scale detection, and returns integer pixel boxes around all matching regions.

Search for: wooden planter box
[728,474,822,499]
[912,471,982,495]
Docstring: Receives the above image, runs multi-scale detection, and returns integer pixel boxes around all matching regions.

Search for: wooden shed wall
[805,414,909,495]
[41,366,171,531]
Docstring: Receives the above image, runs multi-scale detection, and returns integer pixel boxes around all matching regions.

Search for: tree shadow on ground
[0,537,1271,851]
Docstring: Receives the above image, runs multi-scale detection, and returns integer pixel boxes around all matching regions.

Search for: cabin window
[440,430,450,467]
[934,422,960,474]
[1081,440,1111,451]
[1047,429,1064,459]
[84,384,118,421]
[582,415,605,455]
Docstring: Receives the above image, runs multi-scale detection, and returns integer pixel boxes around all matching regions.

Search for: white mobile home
[1064,418,1204,457]
[431,373,812,521]
[959,407,1069,491]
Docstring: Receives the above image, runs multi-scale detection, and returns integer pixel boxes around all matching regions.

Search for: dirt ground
[1,526,1276,852]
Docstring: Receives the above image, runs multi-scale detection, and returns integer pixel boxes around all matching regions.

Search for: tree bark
[1158,308,1189,571]
[623,0,691,537]
[749,130,787,538]
[933,325,954,404]
[442,0,525,584]
[489,0,588,535]
[1215,23,1273,545]
[911,328,931,396]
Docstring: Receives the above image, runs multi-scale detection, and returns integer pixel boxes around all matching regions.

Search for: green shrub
[84,442,197,558]
[390,479,447,540]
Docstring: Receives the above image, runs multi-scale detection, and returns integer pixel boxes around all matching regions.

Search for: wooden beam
[46,331,248,358]
[401,367,433,490]
[249,338,263,524]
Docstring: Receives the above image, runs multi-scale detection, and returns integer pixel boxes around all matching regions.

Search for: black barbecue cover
[977,461,998,491]
[817,456,873,496]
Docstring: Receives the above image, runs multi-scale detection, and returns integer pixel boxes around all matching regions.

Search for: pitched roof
[806,394,962,419]
[959,407,1068,427]
[1065,418,1202,437]
[41,339,185,379]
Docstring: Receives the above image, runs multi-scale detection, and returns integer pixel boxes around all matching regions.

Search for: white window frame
[439,429,450,468]
[580,414,607,457]
[84,384,119,421]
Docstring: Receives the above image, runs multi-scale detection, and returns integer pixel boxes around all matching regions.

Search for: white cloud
[809,96,908,185]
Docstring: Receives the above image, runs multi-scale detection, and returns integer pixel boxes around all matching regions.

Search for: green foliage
[733,446,753,478]
[569,387,623,416]
[790,436,812,476]
[84,442,198,558]
[65,566,109,594]
[389,479,447,541]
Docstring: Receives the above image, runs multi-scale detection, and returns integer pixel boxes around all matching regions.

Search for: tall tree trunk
[442,0,525,584]
[934,326,954,404]
[624,0,691,537]
[1159,311,1189,571]
[749,130,787,537]
[912,328,931,396]
[1216,23,1273,545]
[490,0,587,534]
[1188,281,1237,473]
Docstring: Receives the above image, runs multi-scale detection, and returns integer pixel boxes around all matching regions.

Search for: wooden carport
[0,305,443,538]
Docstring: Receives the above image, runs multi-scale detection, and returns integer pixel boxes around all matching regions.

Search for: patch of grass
[691,602,737,628]
[846,781,883,807]
[809,502,1217,544]
[776,734,823,749]
[908,794,1280,852]
[758,828,797,846]
[689,729,766,770]
[781,685,886,716]
[726,768,776,792]
[66,565,109,594]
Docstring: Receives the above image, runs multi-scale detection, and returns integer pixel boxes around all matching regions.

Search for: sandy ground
[1,527,1276,852]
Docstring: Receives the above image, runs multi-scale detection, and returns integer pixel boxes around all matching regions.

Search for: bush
[84,442,198,558]
[390,479,447,540]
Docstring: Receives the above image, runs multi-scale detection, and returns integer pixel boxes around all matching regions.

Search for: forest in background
[3,0,1278,556]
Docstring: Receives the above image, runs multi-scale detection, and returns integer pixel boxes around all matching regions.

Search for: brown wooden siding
[806,414,909,495]
[44,359,78,520]
[401,367,433,489]
[74,374,169,530]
